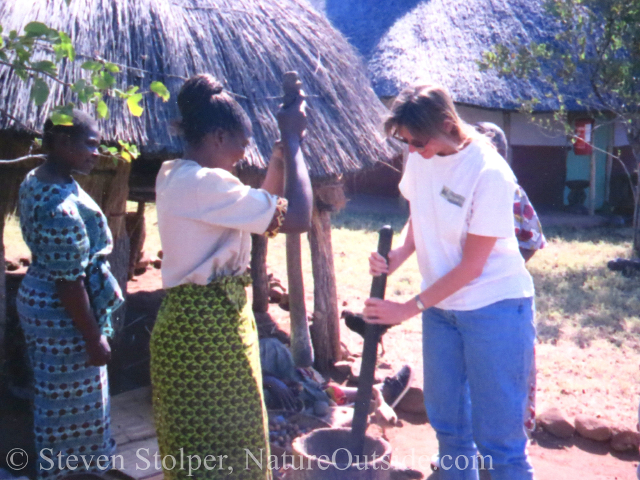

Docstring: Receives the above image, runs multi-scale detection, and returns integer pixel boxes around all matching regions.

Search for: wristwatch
[414,294,426,311]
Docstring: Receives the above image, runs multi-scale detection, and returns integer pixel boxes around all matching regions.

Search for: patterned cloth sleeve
[513,186,547,251]
[37,201,91,281]
[265,197,288,238]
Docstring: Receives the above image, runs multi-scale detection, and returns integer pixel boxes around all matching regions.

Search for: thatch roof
[0,0,396,179]
[323,0,593,112]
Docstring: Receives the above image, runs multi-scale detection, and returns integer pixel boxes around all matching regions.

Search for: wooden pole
[251,234,270,314]
[286,234,313,367]
[308,206,341,373]
[102,159,131,337]
[351,226,393,457]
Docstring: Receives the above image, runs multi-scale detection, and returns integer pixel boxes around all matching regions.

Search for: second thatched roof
[323,0,594,112]
[0,0,396,178]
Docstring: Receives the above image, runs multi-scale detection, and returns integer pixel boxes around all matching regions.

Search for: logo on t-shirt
[440,186,465,207]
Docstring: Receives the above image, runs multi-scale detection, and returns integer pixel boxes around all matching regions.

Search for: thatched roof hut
[323,0,593,111]
[0,0,395,179]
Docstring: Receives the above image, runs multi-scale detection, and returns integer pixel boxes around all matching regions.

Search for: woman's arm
[363,233,497,325]
[264,96,313,234]
[56,278,111,366]
[261,142,285,196]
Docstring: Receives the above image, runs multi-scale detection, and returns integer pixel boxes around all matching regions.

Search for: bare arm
[363,233,498,325]
[268,96,313,234]
[56,278,111,366]
[261,142,285,196]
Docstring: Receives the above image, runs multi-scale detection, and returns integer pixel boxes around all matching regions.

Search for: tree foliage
[480,0,640,142]
[480,0,640,253]
[0,17,170,161]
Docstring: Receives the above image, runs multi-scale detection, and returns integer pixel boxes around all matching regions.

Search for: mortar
[290,427,392,480]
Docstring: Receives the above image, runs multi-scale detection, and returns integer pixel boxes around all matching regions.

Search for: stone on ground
[537,407,575,438]
[574,415,612,442]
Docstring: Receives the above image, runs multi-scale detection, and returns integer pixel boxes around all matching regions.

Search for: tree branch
[0,154,46,164]
[0,106,41,135]
[0,59,73,88]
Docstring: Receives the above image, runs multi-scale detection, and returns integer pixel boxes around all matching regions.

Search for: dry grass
[530,226,640,348]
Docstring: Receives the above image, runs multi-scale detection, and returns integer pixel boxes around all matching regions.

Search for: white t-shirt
[156,159,279,289]
[399,140,534,310]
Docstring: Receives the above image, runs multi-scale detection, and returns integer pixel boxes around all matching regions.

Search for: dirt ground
[127,267,640,480]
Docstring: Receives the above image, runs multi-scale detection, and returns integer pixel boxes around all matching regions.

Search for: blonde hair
[384,84,482,150]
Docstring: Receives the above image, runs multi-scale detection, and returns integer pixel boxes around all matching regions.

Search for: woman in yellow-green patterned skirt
[151,74,312,480]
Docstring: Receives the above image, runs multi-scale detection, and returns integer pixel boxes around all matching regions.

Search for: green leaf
[128,144,140,159]
[50,111,74,126]
[57,32,75,61]
[72,79,86,92]
[64,0,72,6]
[91,74,108,90]
[117,140,140,161]
[125,86,140,96]
[101,71,115,87]
[15,46,30,63]
[30,77,49,105]
[150,81,170,102]
[24,22,51,37]
[104,62,120,73]
[81,60,103,71]
[31,60,57,76]
[91,71,115,90]
[77,88,90,103]
[14,67,28,80]
[96,100,109,119]
[126,93,144,116]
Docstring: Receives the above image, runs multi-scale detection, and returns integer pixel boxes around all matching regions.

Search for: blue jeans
[422,297,536,480]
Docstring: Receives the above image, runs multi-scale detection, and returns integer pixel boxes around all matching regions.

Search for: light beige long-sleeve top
[156,159,280,289]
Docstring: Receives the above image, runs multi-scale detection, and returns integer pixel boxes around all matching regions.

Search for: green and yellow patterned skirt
[150,274,271,480]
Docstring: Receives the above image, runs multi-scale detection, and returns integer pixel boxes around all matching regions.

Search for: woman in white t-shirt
[151,74,312,480]
[365,84,535,480]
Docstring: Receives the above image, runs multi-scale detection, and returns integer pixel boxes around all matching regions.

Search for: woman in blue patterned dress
[17,110,124,479]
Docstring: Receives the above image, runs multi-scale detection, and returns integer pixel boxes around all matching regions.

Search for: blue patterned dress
[16,170,124,480]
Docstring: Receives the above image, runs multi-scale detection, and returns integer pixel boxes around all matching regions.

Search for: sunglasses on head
[392,133,430,149]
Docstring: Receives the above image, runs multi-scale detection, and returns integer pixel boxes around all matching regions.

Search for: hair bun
[201,75,223,95]
[176,73,250,146]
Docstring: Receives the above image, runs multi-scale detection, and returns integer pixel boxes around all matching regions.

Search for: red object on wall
[574,118,594,155]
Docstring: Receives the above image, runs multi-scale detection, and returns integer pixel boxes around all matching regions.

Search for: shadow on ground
[533,429,640,462]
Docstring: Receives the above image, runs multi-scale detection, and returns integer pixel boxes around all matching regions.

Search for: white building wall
[509,113,568,146]
[457,105,569,146]
[456,105,504,129]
